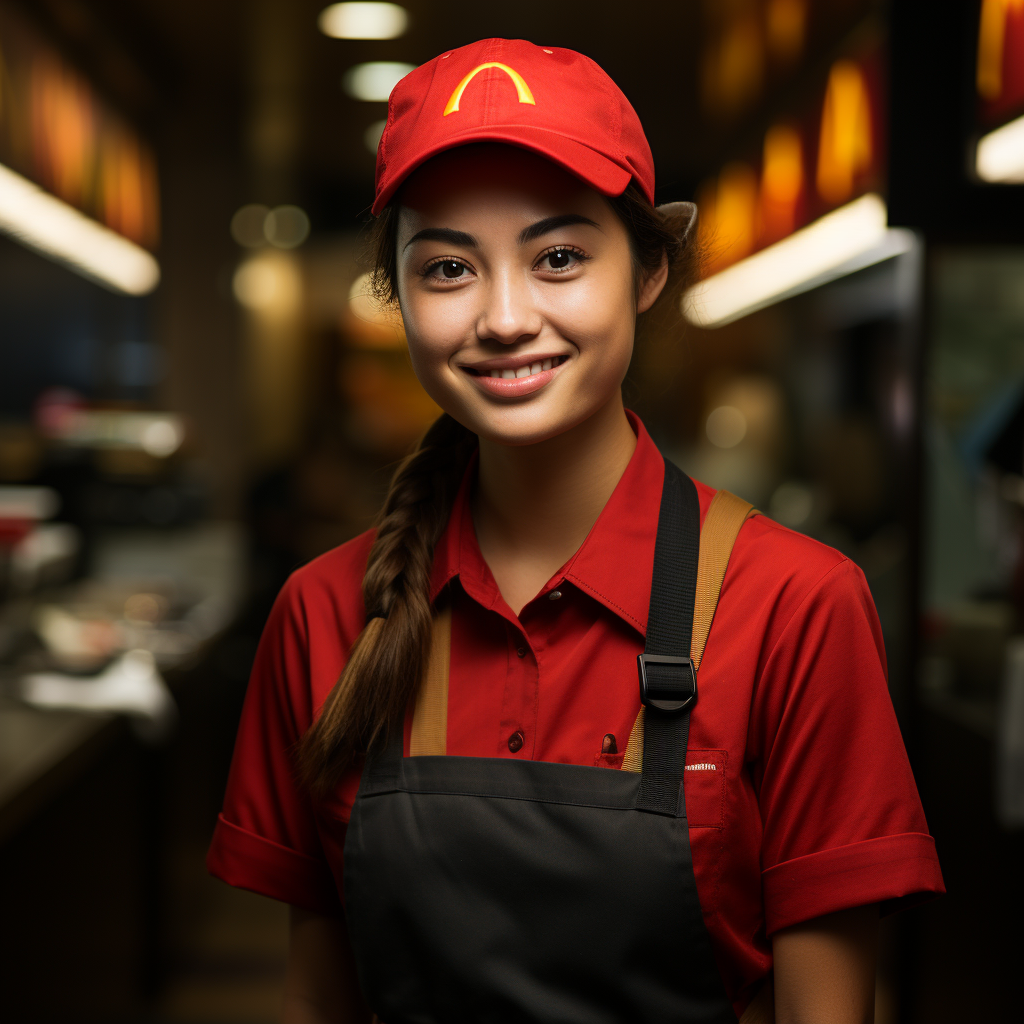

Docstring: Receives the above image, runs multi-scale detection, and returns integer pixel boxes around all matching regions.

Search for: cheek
[548,270,636,361]
[401,294,465,369]
[404,331,448,403]
[400,297,475,411]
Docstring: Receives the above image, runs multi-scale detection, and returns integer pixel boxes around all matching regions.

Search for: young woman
[208,39,944,1024]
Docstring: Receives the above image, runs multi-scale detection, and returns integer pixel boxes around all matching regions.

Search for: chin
[463,399,601,448]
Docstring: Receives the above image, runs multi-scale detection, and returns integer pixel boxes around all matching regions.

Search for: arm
[283,907,372,1024]
[771,904,879,1024]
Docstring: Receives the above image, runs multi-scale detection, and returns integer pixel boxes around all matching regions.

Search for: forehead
[396,144,611,234]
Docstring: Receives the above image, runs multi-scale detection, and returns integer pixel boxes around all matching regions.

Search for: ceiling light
[343,62,415,102]
[319,3,408,39]
[0,161,160,295]
[233,251,302,316]
[231,204,270,247]
[684,193,914,327]
[231,204,311,249]
[976,113,1024,183]
[264,206,310,249]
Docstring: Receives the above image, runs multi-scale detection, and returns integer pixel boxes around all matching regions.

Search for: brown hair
[298,181,700,797]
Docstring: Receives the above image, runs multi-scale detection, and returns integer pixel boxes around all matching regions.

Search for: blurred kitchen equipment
[997,637,1024,829]
[21,648,176,743]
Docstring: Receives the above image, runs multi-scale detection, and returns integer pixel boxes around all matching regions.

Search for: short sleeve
[206,574,342,915]
[752,558,944,934]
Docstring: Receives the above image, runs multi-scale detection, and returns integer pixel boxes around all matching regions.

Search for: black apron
[343,461,737,1023]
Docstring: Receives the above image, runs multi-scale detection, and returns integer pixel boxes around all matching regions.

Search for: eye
[424,258,471,282]
[535,247,588,273]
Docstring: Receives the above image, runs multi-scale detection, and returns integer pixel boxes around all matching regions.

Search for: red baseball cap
[372,38,655,215]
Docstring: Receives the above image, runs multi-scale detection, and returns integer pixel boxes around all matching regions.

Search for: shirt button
[548,589,562,601]
[507,730,524,753]
[516,647,526,658]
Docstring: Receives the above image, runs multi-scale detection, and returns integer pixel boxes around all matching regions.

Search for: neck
[472,396,637,611]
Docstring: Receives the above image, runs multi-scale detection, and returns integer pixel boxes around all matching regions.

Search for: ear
[637,252,669,314]
[637,202,699,314]
[656,201,698,246]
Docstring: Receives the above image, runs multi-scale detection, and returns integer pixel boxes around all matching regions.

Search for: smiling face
[394,144,665,446]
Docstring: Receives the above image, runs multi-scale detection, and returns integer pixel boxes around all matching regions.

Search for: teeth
[481,359,564,379]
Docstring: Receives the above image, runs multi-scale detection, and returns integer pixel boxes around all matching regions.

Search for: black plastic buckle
[637,654,697,713]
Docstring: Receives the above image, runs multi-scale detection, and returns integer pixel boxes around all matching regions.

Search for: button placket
[510,625,530,661]
[499,624,537,758]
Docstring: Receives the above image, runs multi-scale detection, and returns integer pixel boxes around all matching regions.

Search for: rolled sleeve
[207,814,342,915]
[761,832,944,934]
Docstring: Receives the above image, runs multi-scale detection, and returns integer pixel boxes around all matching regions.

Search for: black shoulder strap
[637,459,700,816]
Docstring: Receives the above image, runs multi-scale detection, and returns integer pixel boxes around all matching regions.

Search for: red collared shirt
[208,412,943,1013]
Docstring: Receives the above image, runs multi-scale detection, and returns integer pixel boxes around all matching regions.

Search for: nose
[476,267,542,346]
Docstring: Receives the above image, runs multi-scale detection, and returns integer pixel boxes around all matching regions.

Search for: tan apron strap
[691,489,757,672]
[738,975,774,1023]
[410,604,451,757]
[622,490,756,773]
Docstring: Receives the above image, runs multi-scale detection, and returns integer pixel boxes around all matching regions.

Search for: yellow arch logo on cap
[444,63,536,116]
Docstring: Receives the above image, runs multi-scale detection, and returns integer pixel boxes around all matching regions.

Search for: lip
[459,353,568,372]
[461,356,568,399]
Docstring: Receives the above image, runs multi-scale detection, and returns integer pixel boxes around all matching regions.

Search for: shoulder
[697,483,877,665]
[693,478,850,589]
[736,509,851,591]
[251,528,377,714]
[273,528,377,648]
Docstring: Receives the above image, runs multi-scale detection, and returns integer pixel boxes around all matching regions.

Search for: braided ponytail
[298,413,476,795]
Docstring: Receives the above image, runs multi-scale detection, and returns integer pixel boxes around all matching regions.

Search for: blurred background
[0,0,1022,1020]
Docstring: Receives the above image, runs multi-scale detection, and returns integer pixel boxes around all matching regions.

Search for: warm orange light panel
[760,124,803,243]
[816,60,873,206]
[766,0,807,65]
[702,14,764,117]
[977,0,1024,125]
[702,162,758,275]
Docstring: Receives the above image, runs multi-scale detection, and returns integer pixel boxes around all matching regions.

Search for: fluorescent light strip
[0,161,160,295]
[684,194,914,328]
[976,113,1024,183]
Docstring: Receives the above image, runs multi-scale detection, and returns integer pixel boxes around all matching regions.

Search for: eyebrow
[517,214,601,244]
[403,227,477,251]
[402,214,602,252]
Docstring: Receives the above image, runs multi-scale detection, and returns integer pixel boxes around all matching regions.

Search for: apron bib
[343,461,751,1024]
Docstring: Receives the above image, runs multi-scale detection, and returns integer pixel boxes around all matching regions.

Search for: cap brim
[372,125,635,215]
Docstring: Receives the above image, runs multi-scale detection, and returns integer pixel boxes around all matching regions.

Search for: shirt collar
[429,411,695,636]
